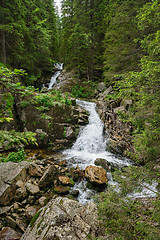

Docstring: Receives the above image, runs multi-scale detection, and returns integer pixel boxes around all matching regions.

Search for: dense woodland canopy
[0,1,160,238]
[0,0,160,162]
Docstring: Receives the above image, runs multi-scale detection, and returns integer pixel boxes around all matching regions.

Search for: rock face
[97,87,135,156]
[0,88,89,151]
[85,165,108,185]
[0,161,29,205]
[20,197,100,240]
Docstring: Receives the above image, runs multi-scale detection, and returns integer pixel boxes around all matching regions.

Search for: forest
[0,0,160,239]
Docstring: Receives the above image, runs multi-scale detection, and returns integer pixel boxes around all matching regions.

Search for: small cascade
[48,63,63,90]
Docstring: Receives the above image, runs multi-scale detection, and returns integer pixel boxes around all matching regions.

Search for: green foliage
[95,166,160,239]
[0,148,26,163]
[0,0,59,79]
[30,210,42,228]
[71,85,90,98]
[104,1,160,163]
[32,91,72,110]
[60,0,106,81]
[0,130,38,150]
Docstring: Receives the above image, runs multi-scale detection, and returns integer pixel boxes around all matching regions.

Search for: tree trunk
[1,29,6,65]
[1,0,6,65]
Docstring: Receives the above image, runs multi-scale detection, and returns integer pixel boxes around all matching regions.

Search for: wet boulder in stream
[85,165,108,185]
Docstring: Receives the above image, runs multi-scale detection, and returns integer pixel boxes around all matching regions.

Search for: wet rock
[15,187,28,201]
[38,165,57,188]
[65,126,76,139]
[94,158,111,171]
[20,197,100,240]
[38,197,47,207]
[0,227,22,240]
[25,182,40,195]
[0,161,29,206]
[28,162,43,177]
[85,165,108,185]
[25,206,37,221]
[70,189,79,197]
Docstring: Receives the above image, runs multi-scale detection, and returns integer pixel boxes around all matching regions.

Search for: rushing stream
[48,65,159,204]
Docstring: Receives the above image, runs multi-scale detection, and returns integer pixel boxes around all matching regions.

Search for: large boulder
[20,197,100,240]
[0,161,29,206]
[85,165,108,185]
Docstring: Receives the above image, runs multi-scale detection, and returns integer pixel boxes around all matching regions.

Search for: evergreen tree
[0,0,59,82]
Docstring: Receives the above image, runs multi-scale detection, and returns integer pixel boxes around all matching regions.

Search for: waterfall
[63,100,158,204]
[63,100,131,170]
[48,63,63,90]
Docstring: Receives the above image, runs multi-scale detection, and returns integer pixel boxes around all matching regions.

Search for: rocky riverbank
[0,149,109,239]
[96,84,135,157]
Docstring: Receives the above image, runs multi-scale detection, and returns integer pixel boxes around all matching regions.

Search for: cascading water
[63,100,131,169]
[63,100,158,204]
[48,63,63,90]
[63,100,131,204]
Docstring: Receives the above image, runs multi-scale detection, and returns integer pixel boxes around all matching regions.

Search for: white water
[63,100,159,204]
[63,100,131,204]
[63,100,131,169]
[48,63,63,90]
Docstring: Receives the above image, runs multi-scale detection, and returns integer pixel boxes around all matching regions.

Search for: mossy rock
[54,185,70,195]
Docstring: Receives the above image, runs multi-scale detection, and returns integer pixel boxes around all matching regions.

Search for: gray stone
[38,196,47,206]
[26,182,40,195]
[20,197,100,240]
[97,82,106,92]
[25,206,37,221]
[0,161,29,205]
[65,126,75,139]
[28,162,43,177]
[0,227,22,240]
[0,206,12,216]
[16,180,24,188]
[15,187,28,201]
[39,165,57,188]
